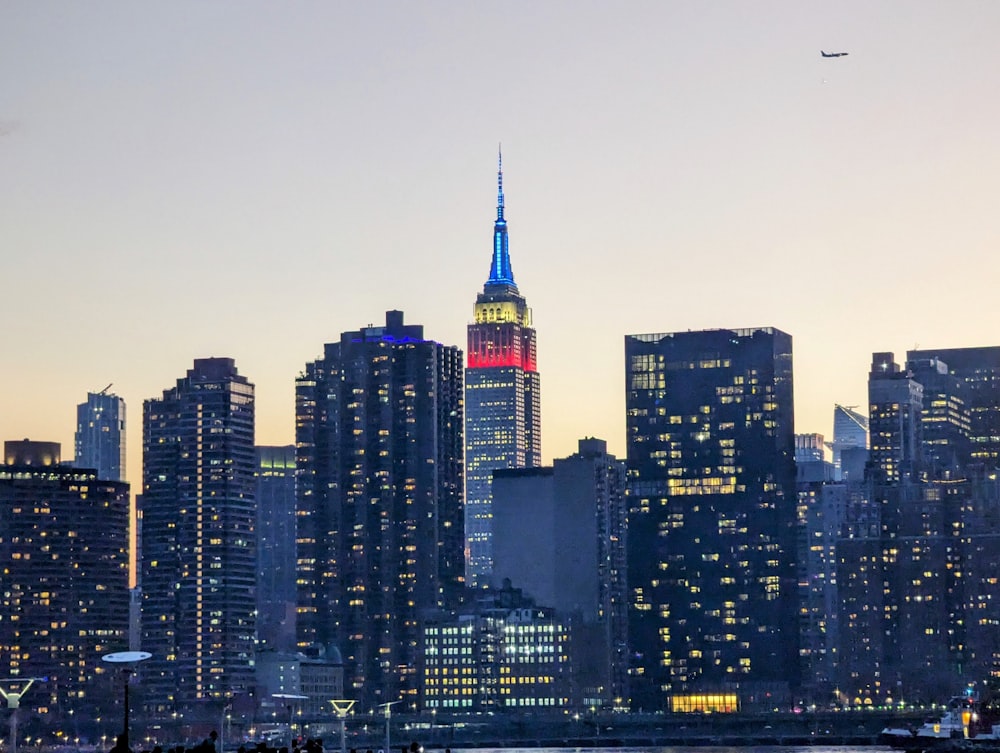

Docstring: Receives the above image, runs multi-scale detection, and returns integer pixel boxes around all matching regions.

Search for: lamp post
[327,700,355,753]
[102,651,152,752]
[377,702,400,753]
[0,677,45,753]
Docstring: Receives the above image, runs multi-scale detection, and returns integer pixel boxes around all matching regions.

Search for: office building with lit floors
[0,440,130,725]
[421,585,571,711]
[624,327,798,712]
[465,151,541,587]
[140,358,257,718]
[296,310,464,708]
[906,346,1000,475]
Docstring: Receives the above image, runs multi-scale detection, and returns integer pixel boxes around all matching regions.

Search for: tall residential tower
[140,358,257,716]
[296,311,464,707]
[75,388,126,481]
[465,151,541,587]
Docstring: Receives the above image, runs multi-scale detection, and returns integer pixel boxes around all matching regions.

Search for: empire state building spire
[466,148,540,588]
[487,145,516,290]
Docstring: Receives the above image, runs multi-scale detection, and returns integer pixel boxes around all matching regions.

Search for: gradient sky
[3,2,999,486]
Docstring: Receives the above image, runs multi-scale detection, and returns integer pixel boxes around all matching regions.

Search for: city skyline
[4,3,1000,487]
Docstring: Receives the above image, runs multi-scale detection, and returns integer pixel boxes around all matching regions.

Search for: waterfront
[449,748,891,753]
[456,749,890,753]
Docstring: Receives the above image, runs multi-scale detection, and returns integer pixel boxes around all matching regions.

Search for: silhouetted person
[110,734,131,753]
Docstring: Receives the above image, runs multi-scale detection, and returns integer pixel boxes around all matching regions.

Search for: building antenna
[497,142,504,220]
[98,383,113,395]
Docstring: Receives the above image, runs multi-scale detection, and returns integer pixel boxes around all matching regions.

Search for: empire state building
[465,151,541,587]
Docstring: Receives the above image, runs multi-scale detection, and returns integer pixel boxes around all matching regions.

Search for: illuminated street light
[102,651,152,752]
[378,701,401,753]
[328,700,356,753]
[0,677,45,753]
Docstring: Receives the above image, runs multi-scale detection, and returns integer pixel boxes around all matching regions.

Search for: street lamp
[378,702,400,753]
[102,651,152,752]
[0,677,45,753]
[327,700,355,753]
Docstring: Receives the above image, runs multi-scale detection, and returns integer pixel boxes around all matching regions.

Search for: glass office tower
[625,327,798,710]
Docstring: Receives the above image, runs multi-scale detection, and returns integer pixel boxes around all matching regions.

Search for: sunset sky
[3,2,999,485]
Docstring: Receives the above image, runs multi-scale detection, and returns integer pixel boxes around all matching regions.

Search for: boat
[881,694,1000,752]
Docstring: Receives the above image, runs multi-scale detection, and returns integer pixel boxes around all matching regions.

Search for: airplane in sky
[821,50,848,57]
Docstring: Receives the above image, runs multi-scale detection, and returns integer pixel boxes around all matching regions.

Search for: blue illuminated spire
[487,145,517,290]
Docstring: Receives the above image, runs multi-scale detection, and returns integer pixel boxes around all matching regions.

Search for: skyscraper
[834,346,1000,704]
[491,437,628,706]
[256,445,297,651]
[140,358,256,716]
[296,310,464,707]
[907,345,1000,474]
[868,352,924,484]
[0,440,130,723]
[625,327,798,711]
[906,355,971,477]
[829,404,869,481]
[75,387,126,481]
[465,151,540,587]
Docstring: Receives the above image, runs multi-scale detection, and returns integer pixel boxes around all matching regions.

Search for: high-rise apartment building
[465,152,540,587]
[491,438,628,706]
[75,388,126,481]
[625,327,798,710]
[257,446,297,651]
[0,440,130,723]
[140,358,256,716]
[296,310,464,707]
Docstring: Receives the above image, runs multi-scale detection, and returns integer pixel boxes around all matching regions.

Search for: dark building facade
[0,440,130,723]
[465,151,541,587]
[624,327,798,710]
[491,438,628,707]
[907,346,1000,475]
[832,347,1000,706]
[140,358,256,716]
[295,310,464,708]
[256,446,297,651]
[75,388,127,482]
[795,478,847,704]
[868,353,924,484]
